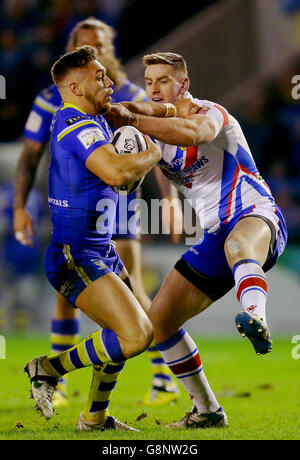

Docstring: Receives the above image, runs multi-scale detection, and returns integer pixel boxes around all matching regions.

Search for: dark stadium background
[0,0,299,335]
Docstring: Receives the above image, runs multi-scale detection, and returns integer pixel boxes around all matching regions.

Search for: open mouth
[105,92,113,101]
[152,97,164,103]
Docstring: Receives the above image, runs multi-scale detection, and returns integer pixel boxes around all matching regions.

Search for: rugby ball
[111,125,147,194]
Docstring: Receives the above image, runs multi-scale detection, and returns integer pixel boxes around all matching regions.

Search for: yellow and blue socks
[233,259,268,323]
[45,328,125,377]
[156,328,220,413]
[148,341,173,388]
[83,361,125,423]
[50,318,80,395]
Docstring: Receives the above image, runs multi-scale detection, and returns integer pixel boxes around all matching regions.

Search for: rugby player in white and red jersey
[107,52,288,428]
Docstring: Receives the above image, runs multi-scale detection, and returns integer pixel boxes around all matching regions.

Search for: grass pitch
[0,334,299,441]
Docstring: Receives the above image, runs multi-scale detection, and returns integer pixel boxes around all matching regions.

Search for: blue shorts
[176,205,288,300]
[112,191,141,240]
[45,241,124,306]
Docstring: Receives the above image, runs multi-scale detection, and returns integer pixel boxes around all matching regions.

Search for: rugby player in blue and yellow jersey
[24,46,162,431]
[14,18,178,407]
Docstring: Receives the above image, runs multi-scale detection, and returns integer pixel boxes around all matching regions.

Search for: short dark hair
[51,45,97,84]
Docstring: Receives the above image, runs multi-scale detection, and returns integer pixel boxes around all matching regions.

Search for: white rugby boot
[24,356,58,420]
[166,406,228,429]
[77,412,141,432]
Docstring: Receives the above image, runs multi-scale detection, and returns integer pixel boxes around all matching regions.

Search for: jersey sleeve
[56,119,110,163]
[113,80,149,103]
[24,94,60,144]
[196,101,229,139]
[129,83,149,102]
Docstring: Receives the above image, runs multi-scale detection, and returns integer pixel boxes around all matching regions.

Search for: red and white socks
[156,328,220,413]
[232,258,268,324]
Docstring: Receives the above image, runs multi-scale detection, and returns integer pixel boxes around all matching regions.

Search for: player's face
[145,64,185,104]
[81,60,114,113]
[75,28,108,60]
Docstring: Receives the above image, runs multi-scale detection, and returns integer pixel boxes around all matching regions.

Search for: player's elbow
[102,170,128,187]
[180,119,215,146]
[104,167,142,187]
[22,139,44,163]
[195,119,216,145]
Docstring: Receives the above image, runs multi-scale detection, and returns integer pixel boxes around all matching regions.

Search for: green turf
[0,334,299,440]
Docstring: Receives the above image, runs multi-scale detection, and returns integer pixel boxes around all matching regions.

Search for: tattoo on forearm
[14,148,42,208]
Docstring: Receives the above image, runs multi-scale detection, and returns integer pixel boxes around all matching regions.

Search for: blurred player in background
[108,52,288,428]
[25,46,162,431]
[0,182,47,331]
[13,18,178,407]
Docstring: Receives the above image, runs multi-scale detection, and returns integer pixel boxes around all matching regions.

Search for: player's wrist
[131,114,140,130]
[162,103,177,118]
[13,205,26,212]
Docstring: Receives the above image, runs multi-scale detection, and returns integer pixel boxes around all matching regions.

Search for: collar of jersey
[61,102,87,114]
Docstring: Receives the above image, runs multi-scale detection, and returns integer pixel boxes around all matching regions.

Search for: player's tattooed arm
[14,138,44,208]
[13,138,44,245]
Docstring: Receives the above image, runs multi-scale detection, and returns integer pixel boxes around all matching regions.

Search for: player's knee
[225,235,249,260]
[122,318,154,359]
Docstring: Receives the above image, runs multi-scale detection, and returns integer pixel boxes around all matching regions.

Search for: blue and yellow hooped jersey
[49,103,118,251]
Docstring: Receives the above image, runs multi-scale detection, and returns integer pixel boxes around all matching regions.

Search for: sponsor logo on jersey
[91,259,107,269]
[48,197,69,207]
[25,111,43,133]
[60,280,73,297]
[189,247,199,255]
[77,127,105,149]
[65,115,88,126]
[170,157,184,168]
[278,230,285,256]
[162,155,209,186]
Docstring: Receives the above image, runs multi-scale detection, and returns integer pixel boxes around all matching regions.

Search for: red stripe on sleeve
[213,103,229,128]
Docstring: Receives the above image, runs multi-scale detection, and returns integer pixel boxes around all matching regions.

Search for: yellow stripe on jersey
[61,102,87,114]
[35,96,59,114]
[132,90,147,102]
[63,244,92,286]
[57,120,99,141]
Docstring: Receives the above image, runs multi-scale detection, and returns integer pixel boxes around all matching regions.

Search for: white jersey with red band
[156,94,278,233]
